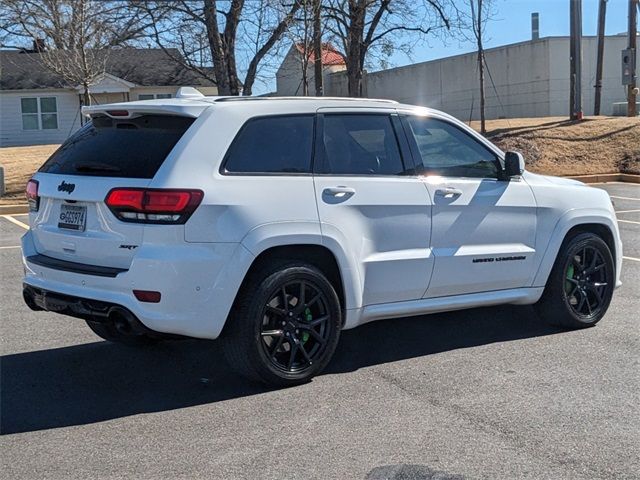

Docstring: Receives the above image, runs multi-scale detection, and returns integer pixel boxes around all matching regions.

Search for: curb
[564,173,640,184]
[0,204,28,215]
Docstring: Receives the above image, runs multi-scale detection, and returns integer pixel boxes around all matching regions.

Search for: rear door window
[319,114,406,175]
[222,115,314,174]
[39,115,195,178]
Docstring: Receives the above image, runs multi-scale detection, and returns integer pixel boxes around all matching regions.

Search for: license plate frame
[58,204,87,231]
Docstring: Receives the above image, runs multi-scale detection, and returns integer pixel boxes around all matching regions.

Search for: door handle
[435,187,463,198]
[323,186,356,198]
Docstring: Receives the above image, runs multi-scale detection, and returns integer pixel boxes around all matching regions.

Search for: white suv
[22,93,622,386]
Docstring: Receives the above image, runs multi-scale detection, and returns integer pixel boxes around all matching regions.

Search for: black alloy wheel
[259,280,332,374]
[535,232,614,329]
[222,260,342,386]
[563,245,610,318]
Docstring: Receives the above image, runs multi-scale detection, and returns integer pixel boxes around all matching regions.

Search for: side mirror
[504,151,525,178]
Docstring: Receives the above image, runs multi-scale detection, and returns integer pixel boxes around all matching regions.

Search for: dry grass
[0,116,638,204]
[0,144,58,204]
[470,116,640,176]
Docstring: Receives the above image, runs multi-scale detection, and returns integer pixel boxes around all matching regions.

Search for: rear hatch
[28,113,195,269]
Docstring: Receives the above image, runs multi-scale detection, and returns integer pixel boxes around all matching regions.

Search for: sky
[390,0,631,68]
[256,0,631,94]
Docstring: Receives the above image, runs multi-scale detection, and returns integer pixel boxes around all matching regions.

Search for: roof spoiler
[81,103,208,119]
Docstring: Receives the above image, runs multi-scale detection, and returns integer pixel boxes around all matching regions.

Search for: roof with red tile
[294,43,346,66]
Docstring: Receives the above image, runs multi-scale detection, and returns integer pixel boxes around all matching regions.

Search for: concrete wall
[547,36,633,116]
[323,35,637,120]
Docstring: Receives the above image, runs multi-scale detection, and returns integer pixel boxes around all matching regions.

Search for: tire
[535,232,614,329]
[85,318,158,346]
[222,260,342,387]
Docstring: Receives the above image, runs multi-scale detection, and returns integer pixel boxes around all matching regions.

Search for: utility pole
[594,0,607,115]
[312,0,323,96]
[627,0,638,116]
[471,0,486,134]
[569,0,583,120]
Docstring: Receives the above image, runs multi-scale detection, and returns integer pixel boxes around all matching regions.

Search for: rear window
[39,115,195,178]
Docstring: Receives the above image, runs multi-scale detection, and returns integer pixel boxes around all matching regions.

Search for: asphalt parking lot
[1,183,639,480]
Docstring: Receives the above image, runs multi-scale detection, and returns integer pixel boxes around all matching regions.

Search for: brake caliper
[302,307,312,343]
[565,264,575,294]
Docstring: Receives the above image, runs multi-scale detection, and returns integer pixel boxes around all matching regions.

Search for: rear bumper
[23,283,114,318]
[21,230,255,339]
[22,284,156,337]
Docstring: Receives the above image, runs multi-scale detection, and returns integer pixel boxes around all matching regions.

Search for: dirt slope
[472,116,639,176]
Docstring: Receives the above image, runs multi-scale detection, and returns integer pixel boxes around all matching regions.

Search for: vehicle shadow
[1,305,561,435]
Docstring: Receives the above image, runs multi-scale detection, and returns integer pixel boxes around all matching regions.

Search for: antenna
[176,87,204,99]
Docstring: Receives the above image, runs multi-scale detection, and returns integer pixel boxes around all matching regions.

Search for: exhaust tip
[107,306,146,336]
[23,288,43,311]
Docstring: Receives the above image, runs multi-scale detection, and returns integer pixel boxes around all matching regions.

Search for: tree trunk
[478,50,486,134]
[346,3,365,97]
[204,0,231,95]
[302,52,309,95]
[224,0,244,95]
[313,0,323,96]
[476,0,486,134]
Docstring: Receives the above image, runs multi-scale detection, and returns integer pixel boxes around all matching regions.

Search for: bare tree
[143,0,303,96]
[325,0,453,96]
[0,0,158,105]
[285,0,331,95]
[458,0,496,134]
[284,0,314,94]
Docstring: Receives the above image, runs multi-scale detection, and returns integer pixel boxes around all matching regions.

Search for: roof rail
[213,96,398,104]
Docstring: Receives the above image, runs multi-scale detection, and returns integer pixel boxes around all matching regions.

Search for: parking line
[0,245,21,250]
[618,219,640,225]
[616,209,640,214]
[1,215,29,230]
[623,256,640,263]
[610,195,640,202]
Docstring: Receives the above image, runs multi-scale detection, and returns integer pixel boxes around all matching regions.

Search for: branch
[368,25,433,46]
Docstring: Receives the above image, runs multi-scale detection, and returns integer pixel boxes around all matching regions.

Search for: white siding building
[0,49,217,147]
[284,35,638,119]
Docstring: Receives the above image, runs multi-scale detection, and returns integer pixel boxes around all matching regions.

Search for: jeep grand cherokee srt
[22,92,622,386]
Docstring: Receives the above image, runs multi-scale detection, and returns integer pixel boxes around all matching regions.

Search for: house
[0,48,217,146]
[276,43,346,96]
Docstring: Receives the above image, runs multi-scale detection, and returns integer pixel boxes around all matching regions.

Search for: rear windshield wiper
[73,162,122,174]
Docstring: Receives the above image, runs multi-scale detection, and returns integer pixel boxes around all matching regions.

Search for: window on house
[21,97,58,130]
[138,93,172,100]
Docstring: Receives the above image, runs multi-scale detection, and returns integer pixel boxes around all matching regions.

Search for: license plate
[58,204,86,231]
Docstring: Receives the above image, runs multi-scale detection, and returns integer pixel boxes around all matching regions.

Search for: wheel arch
[533,211,619,287]
[243,244,347,308]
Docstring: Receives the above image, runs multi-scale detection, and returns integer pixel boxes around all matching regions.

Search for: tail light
[26,179,39,212]
[105,188,203,224]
